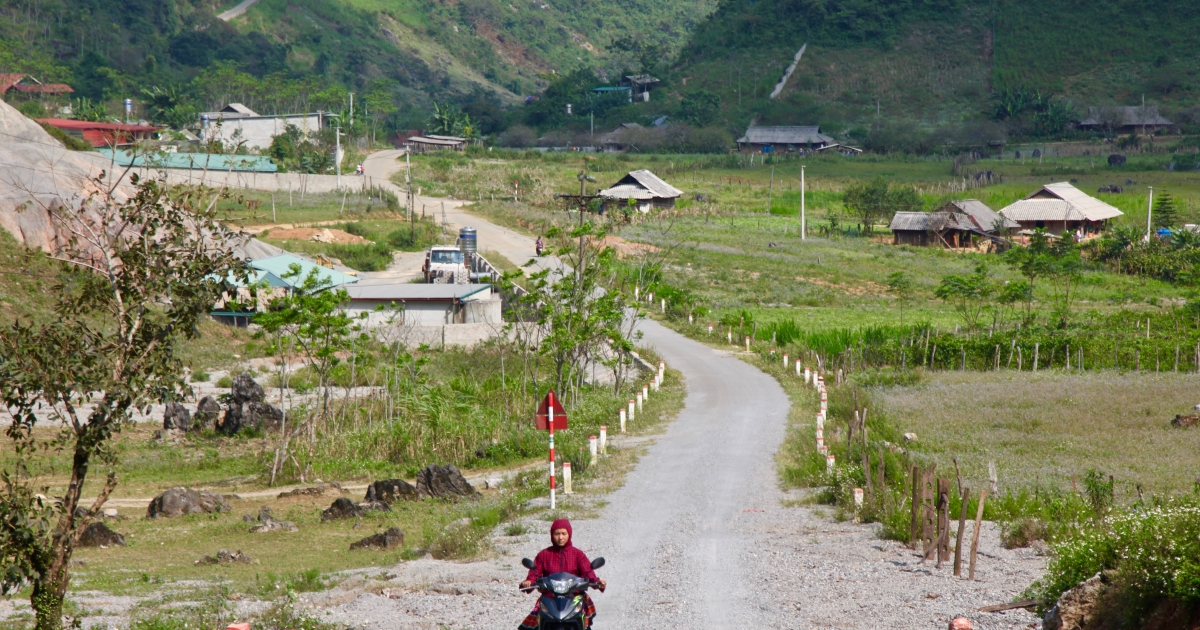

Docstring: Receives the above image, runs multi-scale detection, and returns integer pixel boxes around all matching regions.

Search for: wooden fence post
[953,487,969,577]
[1033,343,1039,372]
[969,488,989,580]
[910,465,921,544]
[936,478,950,567]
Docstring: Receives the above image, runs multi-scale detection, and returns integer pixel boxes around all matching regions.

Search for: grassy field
[875,370,1200,498]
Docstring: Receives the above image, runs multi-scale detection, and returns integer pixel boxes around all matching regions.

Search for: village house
[339,283,500,327]
[999,182,1123,236]
[0,74,73,103]
[737,125,834,153]
[1076,106,1173,135]
[406,134,466,153]
[889,199,1017,249]
[598,123,643,152]
[38,118,162,147]
[199,103,331,151]
[599,169,683,213]
[621,75,660,102]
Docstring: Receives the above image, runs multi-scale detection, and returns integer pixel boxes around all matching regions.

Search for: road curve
[358,149,792,627]
[216,0,261,21]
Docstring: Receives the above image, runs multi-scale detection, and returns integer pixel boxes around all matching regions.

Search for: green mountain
[668,0,1200,147]
[0,0,714,133]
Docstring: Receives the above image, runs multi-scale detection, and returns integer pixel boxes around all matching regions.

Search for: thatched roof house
[999,182,1122,235]
[737,125,834,153]
[599,170,682,213]
[889,199,1015,248]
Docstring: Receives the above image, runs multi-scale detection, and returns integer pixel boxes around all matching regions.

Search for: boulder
[147,487,230,518]
[194,396,222,430]
[350,527,404,550]
[230,372,265,404]
[77,522,126,548]
[245,401,284,432]
[365,478,419,504]
[416,464,477,499]
[278,482,343,499]
[218,405,244,436]
[196,549,254,565]
[249,505,298,533]
[321,497,365,521]
[1172,414,1199,428]
[1108,154,1127,167]
[1043,572,1108,630]
[163,402,191,431]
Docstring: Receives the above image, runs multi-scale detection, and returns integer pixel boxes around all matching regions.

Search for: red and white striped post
[548,391,557,510]
[826,454,836,474]
[599,426,607,454]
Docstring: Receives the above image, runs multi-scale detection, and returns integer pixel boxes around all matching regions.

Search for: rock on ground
[1043,572,1108,630]
[146,487,230,518]
[193,396,222,430]
[416,464,476,498]
[77,522,126,547]
[249,505,298,533]
[350,527,404,550]
[196,550,254,565]
[162,402,190,431]
[279,483,344,499]
[230,372,265,404]
[366,478,418,503]
[322,498,365,521]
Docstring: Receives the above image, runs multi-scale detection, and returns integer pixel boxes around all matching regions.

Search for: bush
[1027,501,1200,614]
[215,375,233,388]
[191,370,210,383]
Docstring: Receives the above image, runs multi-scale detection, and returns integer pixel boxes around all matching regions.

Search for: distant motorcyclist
[518,519,605,629]
[535,236,544,256]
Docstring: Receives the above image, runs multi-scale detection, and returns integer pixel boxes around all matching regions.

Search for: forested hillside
[0,0,714,131]
[671,0,1200,147]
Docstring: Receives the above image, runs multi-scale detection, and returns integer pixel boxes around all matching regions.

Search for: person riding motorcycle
[518,519,605,629]
[535,236,544,256]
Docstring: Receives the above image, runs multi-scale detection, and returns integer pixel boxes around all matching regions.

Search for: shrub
[191,370,210,383]
[215,375,233,388]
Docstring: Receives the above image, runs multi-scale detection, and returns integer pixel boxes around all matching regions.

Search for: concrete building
[199,103,330,151]
[340,283,501,327]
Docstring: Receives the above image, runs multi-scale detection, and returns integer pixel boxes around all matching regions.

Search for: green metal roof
[98,148,279,172]
[238,255,359,292]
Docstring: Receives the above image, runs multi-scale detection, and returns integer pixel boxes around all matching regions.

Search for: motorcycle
[535,238,544,256]
[519,556,605,630]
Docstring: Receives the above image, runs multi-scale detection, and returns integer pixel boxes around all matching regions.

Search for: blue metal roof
[98,149,279,172]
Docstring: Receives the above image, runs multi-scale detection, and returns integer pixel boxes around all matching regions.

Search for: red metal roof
[13,83,73,94]
[0,73,24,92]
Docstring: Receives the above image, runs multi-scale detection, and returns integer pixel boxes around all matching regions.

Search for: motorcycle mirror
[590,557,605,570]
[521,558,536,570]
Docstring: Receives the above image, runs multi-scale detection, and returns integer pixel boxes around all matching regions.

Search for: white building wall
[203,114,324,151]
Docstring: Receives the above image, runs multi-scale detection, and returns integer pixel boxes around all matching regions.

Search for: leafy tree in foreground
[0,175,244,630]
[885,271,914,328]
[934,261,994,331]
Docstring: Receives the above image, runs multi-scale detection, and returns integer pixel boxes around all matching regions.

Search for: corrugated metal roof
[247,254,359,291]
[98,149,278,172]
[1033,182,1124,221]
[343,283,491,301]
[737,126,834,145]
[1078,106,1172,127]
[409,136,464,146]
[599,169,682,200]
[889,211,976,231]
[998,199,1085,222]
[947,199,1018,231]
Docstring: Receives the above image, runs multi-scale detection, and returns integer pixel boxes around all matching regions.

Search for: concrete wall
[372,323,509,349]
[344,297,502,328]
[117,167,355,194]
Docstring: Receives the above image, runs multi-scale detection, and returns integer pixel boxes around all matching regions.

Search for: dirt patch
[599,235,660,258]
[265,228,372,245]
[794,275,885,296]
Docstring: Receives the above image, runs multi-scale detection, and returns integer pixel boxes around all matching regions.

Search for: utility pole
[1146,186,1154,242]
[800,165,806,240]
[349,92,355,128]
[335,125,343,189]
[407,151,415,243]
[554,159,602,282]
[767,166,774,213]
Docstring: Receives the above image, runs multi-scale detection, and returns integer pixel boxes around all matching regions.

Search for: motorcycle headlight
[550,579,572,595]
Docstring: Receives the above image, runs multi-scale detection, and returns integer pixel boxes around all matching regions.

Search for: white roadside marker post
[643,384,649,402]
[826,454,836,474]
[589,435,598,466]
[620,408,627,433]
[628,400,636,423]
[636,392,643,413]
[563,462,573,494]
[600,426,607,455]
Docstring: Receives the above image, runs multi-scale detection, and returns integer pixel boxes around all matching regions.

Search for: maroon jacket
[525,519,598,582]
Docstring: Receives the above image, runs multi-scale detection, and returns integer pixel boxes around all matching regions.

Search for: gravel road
[304,319,1045,629]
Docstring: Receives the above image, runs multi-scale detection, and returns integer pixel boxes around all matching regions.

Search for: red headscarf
[526,518,597,582]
